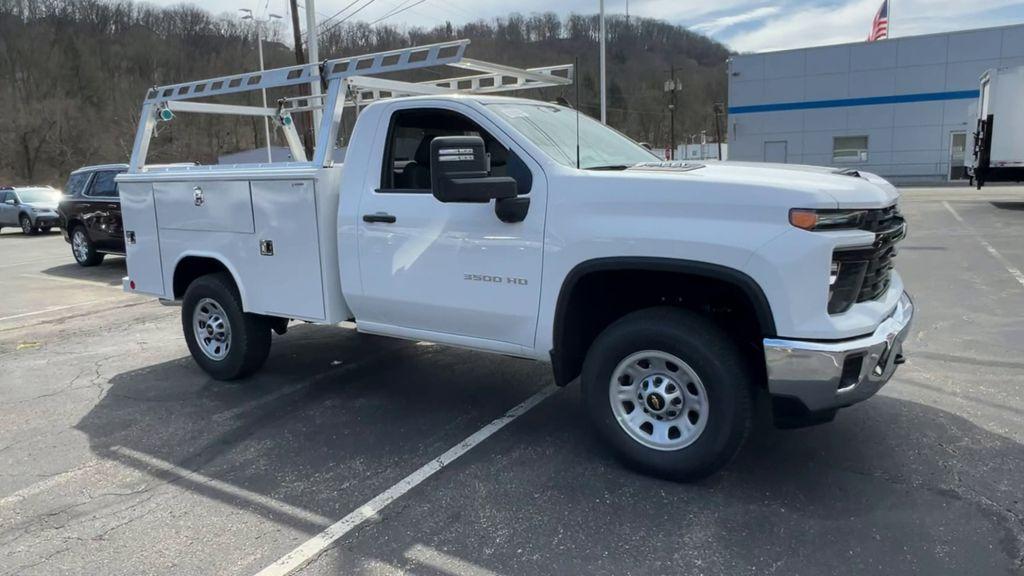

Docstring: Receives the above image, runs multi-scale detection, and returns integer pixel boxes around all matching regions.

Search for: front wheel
[182,272,271,380]
[71,226,104,266]
[581,307,754,481]
[20,215,38,235]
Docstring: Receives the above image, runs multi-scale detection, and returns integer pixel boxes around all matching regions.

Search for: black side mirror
[430,136,517,203]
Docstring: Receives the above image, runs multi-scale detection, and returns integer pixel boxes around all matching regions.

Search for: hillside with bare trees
[0,0,730,186]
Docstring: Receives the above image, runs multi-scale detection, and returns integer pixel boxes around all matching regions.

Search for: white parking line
[0,256,67,270]
[254,384,559,576]
[943,201,1024,289]
[111,446,335,527]
[405,544,499,576]
[0,459,101,507]
[19,273,117,288]
[212,383,307,422]
[0,296,127,323]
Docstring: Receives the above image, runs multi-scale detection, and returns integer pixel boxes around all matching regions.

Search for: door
[949,131,967,181]
[764,141,788,163]
[82,170,124,252]
[0,191,15,226]
[249,180,326,321]
[119,182,165,296]
[354,104,546,350]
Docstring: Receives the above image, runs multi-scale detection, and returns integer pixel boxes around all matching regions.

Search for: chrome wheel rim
[72,230,89,261]
[192,298,232,361]
[609,350,709,451]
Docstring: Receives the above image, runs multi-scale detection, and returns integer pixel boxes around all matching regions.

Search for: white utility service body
[119,40,913,480]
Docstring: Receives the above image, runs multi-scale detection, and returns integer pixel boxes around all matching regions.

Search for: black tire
[70,225,104,266]
[20,215,38,235]
[581,307,754,481]
[182,272,271,380]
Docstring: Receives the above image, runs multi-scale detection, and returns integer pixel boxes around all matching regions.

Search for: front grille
[828,205,905,314]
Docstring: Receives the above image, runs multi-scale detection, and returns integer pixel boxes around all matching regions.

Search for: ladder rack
[128,40,573,172]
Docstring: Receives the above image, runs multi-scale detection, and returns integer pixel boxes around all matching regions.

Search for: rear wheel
[581,307,754,481]
[182,272,271,380]
[71,226,104,266]
[20,215,37,235]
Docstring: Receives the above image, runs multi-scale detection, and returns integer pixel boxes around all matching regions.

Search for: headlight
[789,209,867,231]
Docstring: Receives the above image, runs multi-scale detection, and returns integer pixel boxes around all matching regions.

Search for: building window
[833,136,868,163]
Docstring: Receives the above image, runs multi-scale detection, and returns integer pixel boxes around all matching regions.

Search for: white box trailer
[970,66,1024,188]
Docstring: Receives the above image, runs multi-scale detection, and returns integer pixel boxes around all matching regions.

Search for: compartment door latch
[193,186,204,207]
[259,239,274,256]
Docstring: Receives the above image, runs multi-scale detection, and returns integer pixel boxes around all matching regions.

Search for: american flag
[868,0,889,41]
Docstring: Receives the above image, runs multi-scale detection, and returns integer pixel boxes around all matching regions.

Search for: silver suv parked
[0,186,62,235]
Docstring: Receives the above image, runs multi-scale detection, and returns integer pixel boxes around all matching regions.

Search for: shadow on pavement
[40,258,126,287]
[73,325,1024,575]
[74,324,549,533]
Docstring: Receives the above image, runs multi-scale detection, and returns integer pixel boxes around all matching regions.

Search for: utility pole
[599,0,606,124]
[288,0,313,153]
[664,66,678,160]
[306,0,322,137]
[713,102,724,160]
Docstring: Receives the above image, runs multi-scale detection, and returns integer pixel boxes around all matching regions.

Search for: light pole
[599,0,606,124]
[664,67,679,160]
[240,9,282,163]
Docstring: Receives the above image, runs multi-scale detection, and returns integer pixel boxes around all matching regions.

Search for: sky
[164,0,1024,53]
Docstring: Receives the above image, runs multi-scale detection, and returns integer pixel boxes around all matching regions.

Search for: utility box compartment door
[154,180,254,234]
[119,182,166,297]
[249,180,325,321]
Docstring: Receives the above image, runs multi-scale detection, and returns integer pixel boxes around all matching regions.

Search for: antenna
[575,56,581,169]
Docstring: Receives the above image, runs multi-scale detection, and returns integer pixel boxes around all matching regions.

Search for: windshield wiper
[585,164,633,171]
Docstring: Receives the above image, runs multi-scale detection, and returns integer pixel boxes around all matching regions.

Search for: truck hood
[626,161,899,209]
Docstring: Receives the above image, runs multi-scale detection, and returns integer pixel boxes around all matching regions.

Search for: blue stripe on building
[728,90,980,115]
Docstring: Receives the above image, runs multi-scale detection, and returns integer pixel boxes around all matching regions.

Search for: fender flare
[550,257,777,386]
[171,252,250,309]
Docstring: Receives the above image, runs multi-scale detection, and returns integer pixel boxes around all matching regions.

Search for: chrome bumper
[763,292,913,412]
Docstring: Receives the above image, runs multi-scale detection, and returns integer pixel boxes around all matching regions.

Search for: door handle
[362,213,396,224]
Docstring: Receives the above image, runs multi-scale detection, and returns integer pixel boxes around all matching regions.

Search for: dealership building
[726,24,1024,183]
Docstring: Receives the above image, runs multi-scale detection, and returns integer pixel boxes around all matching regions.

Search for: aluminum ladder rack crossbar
[128,39,574,172]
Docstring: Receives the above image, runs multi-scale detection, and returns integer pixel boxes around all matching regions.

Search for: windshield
[17,188,60,203]
[487,103,658,170]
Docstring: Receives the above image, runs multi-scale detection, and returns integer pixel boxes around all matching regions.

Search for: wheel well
[551,259,775,387]
[173,257,233,299]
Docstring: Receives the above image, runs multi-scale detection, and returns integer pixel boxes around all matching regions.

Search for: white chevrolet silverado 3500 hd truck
[117,41,913,480]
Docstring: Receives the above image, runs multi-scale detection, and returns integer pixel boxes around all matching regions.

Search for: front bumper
[763,292,913,412]
[32,213,60,227]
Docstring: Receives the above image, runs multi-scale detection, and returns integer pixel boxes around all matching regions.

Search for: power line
[367,0,428,26]
[317,0,377,37]
[315,0,363,32]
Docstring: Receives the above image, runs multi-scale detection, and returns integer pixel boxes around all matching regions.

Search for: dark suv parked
[58,164,128,266]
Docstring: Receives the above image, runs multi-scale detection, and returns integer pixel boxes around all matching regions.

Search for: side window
[64,172,90,197]
[379,108,512,192]
[86,171,118,198]
[1,191,12,203]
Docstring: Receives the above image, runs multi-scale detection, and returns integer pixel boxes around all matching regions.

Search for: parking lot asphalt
[1,186,1023,576]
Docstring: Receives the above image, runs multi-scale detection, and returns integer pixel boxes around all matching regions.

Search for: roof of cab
[71,163,130,174]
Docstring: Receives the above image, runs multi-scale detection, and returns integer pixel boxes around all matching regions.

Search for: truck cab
[118,41,912,481]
